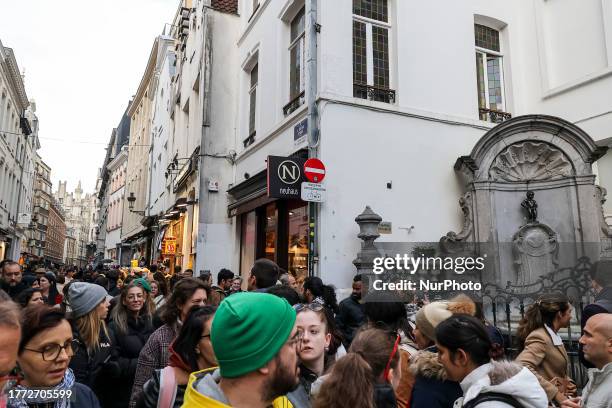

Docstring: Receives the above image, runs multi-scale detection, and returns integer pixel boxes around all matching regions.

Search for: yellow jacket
[182,368,293,408]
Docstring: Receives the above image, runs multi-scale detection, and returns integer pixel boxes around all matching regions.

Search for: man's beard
[261,355,300,401]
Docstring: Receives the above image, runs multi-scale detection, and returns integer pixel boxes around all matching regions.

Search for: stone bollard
[352,206,382,276]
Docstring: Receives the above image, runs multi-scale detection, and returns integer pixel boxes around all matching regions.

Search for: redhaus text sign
[267,156,307,199]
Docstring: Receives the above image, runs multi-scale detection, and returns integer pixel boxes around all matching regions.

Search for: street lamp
[127,192,145,215]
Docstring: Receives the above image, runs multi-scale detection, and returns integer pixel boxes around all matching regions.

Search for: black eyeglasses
[24,339,77,361]
[294,302,324,313]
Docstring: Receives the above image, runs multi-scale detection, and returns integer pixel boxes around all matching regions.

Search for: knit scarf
[8,368,75,408]
[167,343,192,373]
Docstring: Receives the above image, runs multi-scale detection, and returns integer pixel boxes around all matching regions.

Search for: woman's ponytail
[516,292,570,351]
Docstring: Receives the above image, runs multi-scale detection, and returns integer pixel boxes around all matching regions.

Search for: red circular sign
[304,158,326,183]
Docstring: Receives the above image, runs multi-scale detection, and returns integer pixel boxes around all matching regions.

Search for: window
[245,63,258,147]
[352,0,394,103]
[474,24,510,123]
[285,9,306,116]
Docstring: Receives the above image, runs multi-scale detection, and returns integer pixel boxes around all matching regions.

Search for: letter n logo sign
[278,160,301,184]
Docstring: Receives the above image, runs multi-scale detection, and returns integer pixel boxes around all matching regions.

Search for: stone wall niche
[445,115,609,288]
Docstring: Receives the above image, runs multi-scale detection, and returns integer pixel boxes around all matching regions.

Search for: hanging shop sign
[267,156,307,199]
[162,238,177,255]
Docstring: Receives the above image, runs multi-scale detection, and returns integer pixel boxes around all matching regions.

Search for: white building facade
[105,146,128,261]
[224,0,612,289]
[0,39,37,261]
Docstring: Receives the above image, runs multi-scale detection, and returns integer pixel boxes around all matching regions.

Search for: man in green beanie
[182,292,302,408]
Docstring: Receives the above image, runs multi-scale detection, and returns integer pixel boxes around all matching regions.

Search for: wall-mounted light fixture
[127,192,146,215]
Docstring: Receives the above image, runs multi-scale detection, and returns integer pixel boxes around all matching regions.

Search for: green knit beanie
[211,292,296,378]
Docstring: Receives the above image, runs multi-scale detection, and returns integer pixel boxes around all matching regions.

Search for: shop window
[287,204,308,280]
[264,203,278,262]
[240,211,256,276]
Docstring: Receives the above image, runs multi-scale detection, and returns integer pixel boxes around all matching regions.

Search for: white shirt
[544,324,563,346]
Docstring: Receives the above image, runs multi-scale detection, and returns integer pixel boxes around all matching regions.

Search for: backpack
[462,392,523,408]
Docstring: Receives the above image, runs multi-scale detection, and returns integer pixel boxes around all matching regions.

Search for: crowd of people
[0,257,611,407]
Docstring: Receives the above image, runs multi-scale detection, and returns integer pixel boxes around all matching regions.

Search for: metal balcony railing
[283,91,305,116]
[479,107,512,123]
[353,83,396,104]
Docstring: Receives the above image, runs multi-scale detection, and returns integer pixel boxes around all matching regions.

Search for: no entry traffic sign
[304,158,326,183]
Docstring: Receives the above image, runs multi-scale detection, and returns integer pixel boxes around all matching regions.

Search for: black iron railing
[283,91,305,116]
[479,107,512,123]
[481,257,593,389]
[353,83,396,104]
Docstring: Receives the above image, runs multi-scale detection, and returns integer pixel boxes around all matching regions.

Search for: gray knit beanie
[68,282,108,319]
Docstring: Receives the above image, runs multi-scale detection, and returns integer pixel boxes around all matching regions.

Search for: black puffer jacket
[107,315,155,408]
[135,368,187,408]
[69,321,114,407]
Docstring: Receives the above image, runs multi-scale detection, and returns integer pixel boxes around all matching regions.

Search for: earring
[324,346,329,352]
[195,348,200,355]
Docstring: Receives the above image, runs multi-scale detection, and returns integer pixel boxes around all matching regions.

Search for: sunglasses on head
[293,302,324,313]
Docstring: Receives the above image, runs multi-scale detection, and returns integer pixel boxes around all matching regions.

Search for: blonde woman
[67,282,115,407]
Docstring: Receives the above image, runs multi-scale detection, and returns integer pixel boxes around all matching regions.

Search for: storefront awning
[227,170,274,217]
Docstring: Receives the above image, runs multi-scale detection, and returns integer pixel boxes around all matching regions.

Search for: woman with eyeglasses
[287,302,343,408]
[435,314,547,408]
[136,306,217,408]
[313,327,401,408]
[16,288,45,308]
[104,281,155,408]
[8,305,100,407]
[67,282,115,407]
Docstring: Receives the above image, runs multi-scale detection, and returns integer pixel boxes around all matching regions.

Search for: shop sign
[17,213,31,226]
[378,222,392,234]
[267,156,306,199]
[294,118,307,146]
[301,182,326,202]
[163,238,177,255]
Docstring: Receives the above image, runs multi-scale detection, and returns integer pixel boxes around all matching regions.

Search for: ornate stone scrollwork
[489,142,573,182]
[440,192,474,254]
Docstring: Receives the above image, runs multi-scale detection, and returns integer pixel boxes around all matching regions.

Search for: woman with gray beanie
[67,282,115,407]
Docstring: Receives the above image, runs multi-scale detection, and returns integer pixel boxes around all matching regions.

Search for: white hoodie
[454,361,548,408]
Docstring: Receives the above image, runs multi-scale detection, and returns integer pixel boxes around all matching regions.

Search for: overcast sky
[0,0,178,194]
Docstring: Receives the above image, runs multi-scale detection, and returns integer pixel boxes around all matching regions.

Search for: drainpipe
[306,0,319,277]
[196,4,212,275]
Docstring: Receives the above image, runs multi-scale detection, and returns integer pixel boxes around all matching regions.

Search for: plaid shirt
[129,323,178,407]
